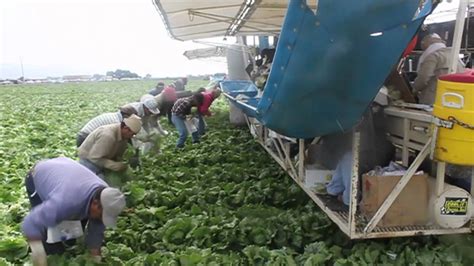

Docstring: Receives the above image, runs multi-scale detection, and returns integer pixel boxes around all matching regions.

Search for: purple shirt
[22,157,108,249]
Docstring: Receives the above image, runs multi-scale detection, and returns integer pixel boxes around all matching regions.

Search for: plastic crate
[220,80,258,98]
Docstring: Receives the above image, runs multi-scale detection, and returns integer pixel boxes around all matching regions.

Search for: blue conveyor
[222,0,435,139]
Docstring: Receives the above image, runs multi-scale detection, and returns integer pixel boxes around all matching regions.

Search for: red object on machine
[402,35,418,58]
[439,69,474,83]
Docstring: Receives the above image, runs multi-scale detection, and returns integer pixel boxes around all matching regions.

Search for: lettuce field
[1,80,474,265]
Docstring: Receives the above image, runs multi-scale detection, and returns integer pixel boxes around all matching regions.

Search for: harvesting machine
[153,0,474,239]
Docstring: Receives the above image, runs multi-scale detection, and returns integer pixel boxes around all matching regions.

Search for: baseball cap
[421,33,443,46]
[430,33,441,39]
[100,187,126,228]
[143,99,160,115]
[123,114,142,134]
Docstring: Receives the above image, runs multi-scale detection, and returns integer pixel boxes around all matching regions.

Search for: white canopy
[183,46,226,60]
[152,0,317,41]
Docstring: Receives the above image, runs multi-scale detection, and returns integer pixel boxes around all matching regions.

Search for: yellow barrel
[433,70,474,165]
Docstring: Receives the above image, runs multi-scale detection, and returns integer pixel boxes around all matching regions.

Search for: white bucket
[428,178,472,229]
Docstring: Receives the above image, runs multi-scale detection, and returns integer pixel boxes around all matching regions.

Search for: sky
[0,0,463,79]
[0,0,231,79]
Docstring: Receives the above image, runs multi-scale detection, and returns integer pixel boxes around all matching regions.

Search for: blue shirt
[22,157,108,249]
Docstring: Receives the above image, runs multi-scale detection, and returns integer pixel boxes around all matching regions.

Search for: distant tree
[145,74,152,79]
[106,69,141,79]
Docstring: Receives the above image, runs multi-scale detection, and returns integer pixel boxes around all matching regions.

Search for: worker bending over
[171,93,204,148]
[78,114,142,175]
[196,85,221,136]
[76,112,123,147]
[22,157,125,265]
[120,97,165,137]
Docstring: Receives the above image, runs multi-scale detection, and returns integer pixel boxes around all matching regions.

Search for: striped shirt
[119,102,145,118]
[79,112,122,135]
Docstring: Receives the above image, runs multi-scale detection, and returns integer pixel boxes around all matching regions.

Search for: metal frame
[218,0,474,240]
[236,109,472,239]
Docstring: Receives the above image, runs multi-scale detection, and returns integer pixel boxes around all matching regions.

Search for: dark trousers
[25,173,86,255]
[166,105,173,125]
[197,114,206,136]
[76,133,88,147]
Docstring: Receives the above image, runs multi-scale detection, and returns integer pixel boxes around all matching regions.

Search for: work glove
[129,156,140,169]
[148,129,160,138]
[134,128,151,142]
[128,149,140,169]
[91,255,102,263]
[109,161,127,172]
[29,240,47,266]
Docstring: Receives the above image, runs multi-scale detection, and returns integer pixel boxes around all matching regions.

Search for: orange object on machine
[433,69,474,166]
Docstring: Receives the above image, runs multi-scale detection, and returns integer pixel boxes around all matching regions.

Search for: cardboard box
[361,174,429,227]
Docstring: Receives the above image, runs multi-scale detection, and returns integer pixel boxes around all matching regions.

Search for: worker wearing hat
[78,114,142,174]
[172,77,188,91]
[120,97,161,118]
[148,81,165,96]
[139,89,180,136]
[23,157,126,264]
[120,94,167,139]
[413,33,465,105]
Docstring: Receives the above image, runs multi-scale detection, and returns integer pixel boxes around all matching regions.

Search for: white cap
[421,33,443,47]
[100,188,126,228]
[143,99,160,115]
[123,114,142,133]
[430,33,441,39]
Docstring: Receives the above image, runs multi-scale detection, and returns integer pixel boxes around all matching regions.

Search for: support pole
[436,161,446,196]
[349,132,360,236]
[298,139,305,183]
[402,118,410,166]
[471,167,474,196]
[449,0,468,73]
[277,136,298,178]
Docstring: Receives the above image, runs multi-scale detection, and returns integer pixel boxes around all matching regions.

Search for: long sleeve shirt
[77,124,128,170]
[120,102,145,118]
[171,97,194,119]
[120,101,158,133]
[22,157,108,249]
[173,79,186,91]
[148,86,164,96]
[413,47,465,105]
[197,91,216,116]
[79,112,122,135]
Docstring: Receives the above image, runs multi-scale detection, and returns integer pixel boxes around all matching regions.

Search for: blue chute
[223,0,434,138]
